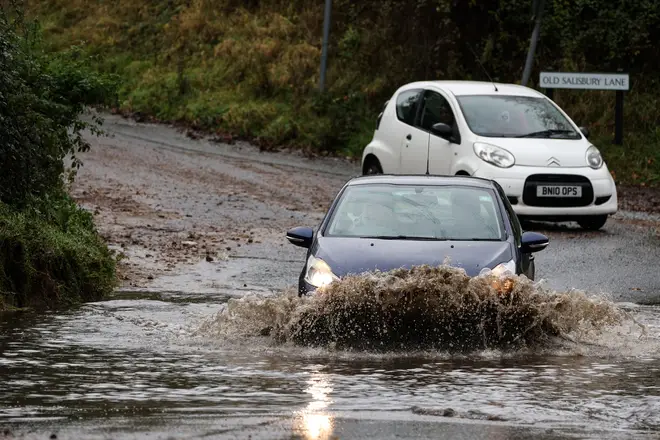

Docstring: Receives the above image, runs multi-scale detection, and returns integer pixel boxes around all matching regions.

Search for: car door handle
[406,134,412,140]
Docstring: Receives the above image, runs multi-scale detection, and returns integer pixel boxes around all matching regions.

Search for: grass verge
[0,196,117,311]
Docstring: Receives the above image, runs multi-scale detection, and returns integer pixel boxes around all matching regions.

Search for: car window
[419,91,455,131]
[455,94,581,139]
[324,184,504,241]
[396,90,421,125]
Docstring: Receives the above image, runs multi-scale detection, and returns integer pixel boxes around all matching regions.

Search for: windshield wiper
[361,235,503,241]
[515,129,577,138]
[361,235,445,241]
[460,238,503,241]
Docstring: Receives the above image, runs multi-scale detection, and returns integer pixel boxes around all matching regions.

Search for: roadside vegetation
[0,5,119,310]
[28,0,660,185]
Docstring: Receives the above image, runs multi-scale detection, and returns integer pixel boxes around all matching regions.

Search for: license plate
[536,185,582,197]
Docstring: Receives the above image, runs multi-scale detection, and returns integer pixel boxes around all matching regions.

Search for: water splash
[195,265,648,354]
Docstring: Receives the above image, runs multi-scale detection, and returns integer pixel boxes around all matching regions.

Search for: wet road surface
[1,113,660,439]
[1,300,659,439]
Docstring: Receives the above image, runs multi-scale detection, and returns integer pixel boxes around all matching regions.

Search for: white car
[360,80,618,230]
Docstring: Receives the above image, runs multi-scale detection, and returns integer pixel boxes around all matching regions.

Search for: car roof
[346,174,497,190]
[400,80,544,98]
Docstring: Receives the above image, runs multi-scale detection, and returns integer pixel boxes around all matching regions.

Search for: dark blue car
[286,175,550,295]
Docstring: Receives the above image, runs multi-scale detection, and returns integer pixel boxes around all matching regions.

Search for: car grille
[522,174,594,207]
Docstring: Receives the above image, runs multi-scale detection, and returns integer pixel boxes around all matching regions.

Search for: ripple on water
[1,265,659,437]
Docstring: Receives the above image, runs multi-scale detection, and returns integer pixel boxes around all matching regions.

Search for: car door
[416,90,457,175]
[395,89,428,174]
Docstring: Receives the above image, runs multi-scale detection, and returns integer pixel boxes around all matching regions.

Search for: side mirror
[521,231,549,253]
[579,126,590,138]
[286,226,314,248]
[431,122,453,140]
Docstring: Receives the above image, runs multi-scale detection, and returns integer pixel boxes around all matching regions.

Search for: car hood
[476,137,590,168]
[314,236,513,278]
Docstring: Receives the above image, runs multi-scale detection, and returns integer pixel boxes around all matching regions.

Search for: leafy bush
[0,4,119,310]
[27,0,660,183]
[0,9,119,208]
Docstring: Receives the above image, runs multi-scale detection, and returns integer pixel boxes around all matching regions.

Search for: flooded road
[2,295,659,439]
[1,113,660,439]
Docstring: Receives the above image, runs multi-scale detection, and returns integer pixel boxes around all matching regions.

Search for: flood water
[2,273,660,439]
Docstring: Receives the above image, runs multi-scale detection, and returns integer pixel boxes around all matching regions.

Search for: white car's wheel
[577,215,608,231]
[363,157,383,175]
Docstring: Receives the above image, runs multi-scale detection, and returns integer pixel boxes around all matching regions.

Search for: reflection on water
[301,414,333,440]
[295,370,335,440]
[0,296,659,438]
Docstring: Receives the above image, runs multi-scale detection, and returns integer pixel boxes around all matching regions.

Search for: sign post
[539,71,630,145]
[319,0,332,92]
[615,88,624,145]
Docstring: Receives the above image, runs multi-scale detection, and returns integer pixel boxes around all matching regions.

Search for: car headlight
[586,145,603,169]
[491,259,516,277]
[304,255,339,288]
[473,142,515,168]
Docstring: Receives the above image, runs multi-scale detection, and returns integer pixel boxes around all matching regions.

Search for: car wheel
[363,157,383,175]
[528,259,535,281]
[298,269,307,297]
[577,215,608,231]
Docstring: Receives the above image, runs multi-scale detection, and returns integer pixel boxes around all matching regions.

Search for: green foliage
[0,6,120,208]
[0,3,119,310]
[0,196,117,310]
[27,0,660,183]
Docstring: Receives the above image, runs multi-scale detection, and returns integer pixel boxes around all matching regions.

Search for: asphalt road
[6,112,654,440]
[79,112,660,305]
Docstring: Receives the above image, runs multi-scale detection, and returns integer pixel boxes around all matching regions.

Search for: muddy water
[2,273,660,440]
[2,114,660,438]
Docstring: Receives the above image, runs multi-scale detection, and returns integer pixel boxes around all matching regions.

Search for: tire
[577,215,608,231]
[528,259,536,281]
[519,217,533,230]
[363,157,383,175]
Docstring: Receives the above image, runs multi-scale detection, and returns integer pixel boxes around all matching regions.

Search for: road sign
[540,71,629,145]
[539,72,629,91]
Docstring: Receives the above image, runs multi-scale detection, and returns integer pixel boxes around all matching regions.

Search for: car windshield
[324,184,505,241]
[455,95,581,139]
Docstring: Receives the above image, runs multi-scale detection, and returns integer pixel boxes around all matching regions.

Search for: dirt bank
[71,114,357,288]
[617,185,660,214]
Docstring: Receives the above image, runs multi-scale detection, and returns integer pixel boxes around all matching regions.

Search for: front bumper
[298,265,526,296]
[298,279,317,296]
[473,165,618,218]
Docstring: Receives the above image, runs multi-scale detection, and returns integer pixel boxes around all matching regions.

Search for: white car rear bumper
[472,164,618,218]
